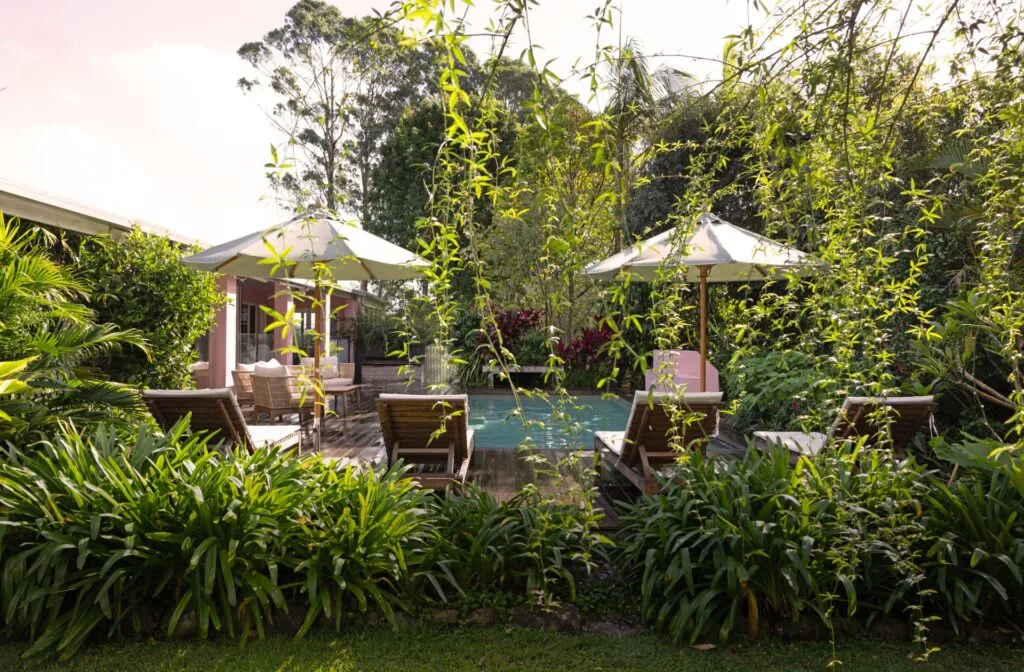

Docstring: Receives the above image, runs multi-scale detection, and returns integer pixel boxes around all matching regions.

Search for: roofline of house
[0,179,202,245]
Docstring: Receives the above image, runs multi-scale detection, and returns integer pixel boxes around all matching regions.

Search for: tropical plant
[924,470,1024,629]
[77,228,223,389]
[615,446,932,644]
[426,485,609,605]
[0,215,147,443]
[722,351,836,435]
[0,421,439,660]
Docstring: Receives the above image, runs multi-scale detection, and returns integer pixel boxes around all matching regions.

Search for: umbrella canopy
[585,213,816,391]
[183,213,428,281]
[183,213,427,448]
[586,213,812,282]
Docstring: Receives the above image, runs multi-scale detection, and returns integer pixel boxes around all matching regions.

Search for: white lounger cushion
[594,431,627,456]
[247,424,302,450]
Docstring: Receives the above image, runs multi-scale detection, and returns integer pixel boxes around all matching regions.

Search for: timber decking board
[273,365,747,522]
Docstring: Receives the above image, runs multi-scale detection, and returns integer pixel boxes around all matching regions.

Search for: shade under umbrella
[585,213,816,391]
[183,212,427,448]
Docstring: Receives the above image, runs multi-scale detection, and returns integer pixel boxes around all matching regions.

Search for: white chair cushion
[237,362,255,372]
[253,361,288,378]
[191,361,210,371]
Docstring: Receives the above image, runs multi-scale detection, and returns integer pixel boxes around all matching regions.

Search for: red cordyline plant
[479,308,543,351]
[557,325,611,369]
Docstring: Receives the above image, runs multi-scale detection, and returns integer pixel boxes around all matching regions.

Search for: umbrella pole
[313,285,324,450]
[699,266,710,392]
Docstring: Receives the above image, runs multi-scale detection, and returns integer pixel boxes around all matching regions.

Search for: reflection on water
[467,394,631,449]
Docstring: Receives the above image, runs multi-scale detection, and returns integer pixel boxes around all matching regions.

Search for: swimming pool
[467,394,631,449]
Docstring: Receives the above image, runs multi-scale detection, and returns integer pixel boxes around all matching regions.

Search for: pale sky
[0,1,751,245]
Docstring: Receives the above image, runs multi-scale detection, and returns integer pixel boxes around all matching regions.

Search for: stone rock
[868,617,908,642]
[512,604,582,633]
[466,607,500,627]
[925,619,966,644]
[584,620,641,637]
[428,609,460,626]
[771,617,825,641]
[831,617,863,637]
[969,623,1019,645]
[393,611,418,632]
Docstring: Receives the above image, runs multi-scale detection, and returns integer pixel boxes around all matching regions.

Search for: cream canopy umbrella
[585,213,815,391]
[183,212,427,445]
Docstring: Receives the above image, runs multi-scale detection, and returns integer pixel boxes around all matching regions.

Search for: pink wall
[206,280,364,383]
[208,276,237,388]
[238,279,274,305]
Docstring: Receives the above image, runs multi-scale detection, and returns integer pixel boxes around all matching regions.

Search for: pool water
[468,394,631,449]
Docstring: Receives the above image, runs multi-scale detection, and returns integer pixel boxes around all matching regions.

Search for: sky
[0,1,752,245]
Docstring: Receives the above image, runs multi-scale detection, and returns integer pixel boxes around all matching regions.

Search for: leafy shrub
[923,439,1024,629]
[0,422,437,660]
[615,446,932,643]
[924,473,1024,628]
[722,351,836,434]
[78,228,224,389]
[563,362,613,390]
[0,216,146,443]
[516,329,550,366]
[426,485,609,605]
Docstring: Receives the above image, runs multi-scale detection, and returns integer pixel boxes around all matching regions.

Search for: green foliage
[0,215,146,443]
[924,471,1024,628]
[515,330,549,366]
[0,421,437,660]
[78,229,223,389]
[426,485,609,605]
[238,1,435,214]
[616,447,933,644]
[722,351,836,434]
[0,423,609,659]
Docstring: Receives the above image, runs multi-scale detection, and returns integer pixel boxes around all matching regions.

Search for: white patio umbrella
[183,212,427,445]
[585,213,816,391]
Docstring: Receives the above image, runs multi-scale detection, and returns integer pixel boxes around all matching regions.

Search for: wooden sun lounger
[753,395,936,463]
[142,388,302,452]
[595,391,724,495]
[375,393,474,490]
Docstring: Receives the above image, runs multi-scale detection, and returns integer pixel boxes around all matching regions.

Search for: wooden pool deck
[310,365,747,515]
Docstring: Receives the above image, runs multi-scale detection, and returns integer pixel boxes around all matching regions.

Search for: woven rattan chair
[251,369,313,427]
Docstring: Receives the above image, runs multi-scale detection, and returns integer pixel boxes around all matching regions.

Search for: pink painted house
[1,181,384,389]
[204,276,381,388]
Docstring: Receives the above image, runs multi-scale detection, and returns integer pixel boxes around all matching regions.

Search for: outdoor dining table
[324,383,364,427]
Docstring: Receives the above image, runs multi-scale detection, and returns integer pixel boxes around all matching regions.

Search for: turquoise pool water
[467,394,631,449]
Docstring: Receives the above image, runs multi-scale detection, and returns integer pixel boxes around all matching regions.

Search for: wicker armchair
[231,369,255,404]
[251,370,313,426]
[190,363,210,390]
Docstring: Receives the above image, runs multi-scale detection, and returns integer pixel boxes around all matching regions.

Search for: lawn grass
[2,628,1023,671]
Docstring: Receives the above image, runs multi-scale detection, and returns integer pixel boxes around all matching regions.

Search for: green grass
[2,629,1023,671]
